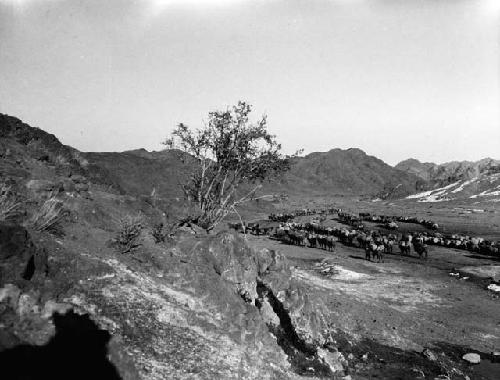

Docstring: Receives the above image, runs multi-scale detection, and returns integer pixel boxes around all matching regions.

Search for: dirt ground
[237,196,500,379]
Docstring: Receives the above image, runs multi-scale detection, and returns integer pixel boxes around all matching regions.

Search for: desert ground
[230,196,500,379]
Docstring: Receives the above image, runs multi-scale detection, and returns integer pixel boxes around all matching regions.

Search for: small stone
[0,284,21,309]
[75,182,89,192]
[317,348,345,373]
[61,178,76,192]
[26,179,56,193]
[42,300,72,319]
[70,174,87,184]
[347,353,354,360]
[362,353,369,361]
[423,348,438,361]
[462,353,480,364]
[17,293,40,317]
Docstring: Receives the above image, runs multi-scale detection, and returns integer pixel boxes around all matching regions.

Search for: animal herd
[229,205,500,261]
[274,221,429,262]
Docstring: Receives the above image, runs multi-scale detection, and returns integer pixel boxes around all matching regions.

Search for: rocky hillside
[278,148,426,198]
[0,113,345,379]
[85,147,427,200]
[396,158,500,187]
[83,149,190,200]
[397,158,500,202]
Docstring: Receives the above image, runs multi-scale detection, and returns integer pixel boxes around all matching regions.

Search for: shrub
[150,221,175,244]
[28,197,68,235]
[115,215,143,253]
[151,222,166,243]
[0,184,21,222]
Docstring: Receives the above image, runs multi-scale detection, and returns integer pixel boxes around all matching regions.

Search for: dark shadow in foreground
[0,311,122,380]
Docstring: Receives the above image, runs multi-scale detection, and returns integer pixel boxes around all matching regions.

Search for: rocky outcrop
[0,219,344,379]
[181,231,340,377]
[0,223,48,281]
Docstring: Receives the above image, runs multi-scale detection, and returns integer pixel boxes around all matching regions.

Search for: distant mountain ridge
[0,113,429,200]
[396,157,500,202]
[395,158,500,186]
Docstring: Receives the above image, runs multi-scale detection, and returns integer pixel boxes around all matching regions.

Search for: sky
[0,0,499,165]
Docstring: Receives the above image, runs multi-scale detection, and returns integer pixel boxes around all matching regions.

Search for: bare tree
[165,101,294,232]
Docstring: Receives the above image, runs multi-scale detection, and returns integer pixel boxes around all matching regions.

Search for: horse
[306,233,318,248]
[412,241,428,259]
[365,243,384,262]
[325,236,336,252]
[399,241,411,255]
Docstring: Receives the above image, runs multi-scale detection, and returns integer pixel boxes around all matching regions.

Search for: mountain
[396,158,500,186]
[275,148,426,198]
[84,147,427,200]
[394,159,438,182]
[396,158,500,202]
[0,113,426,201]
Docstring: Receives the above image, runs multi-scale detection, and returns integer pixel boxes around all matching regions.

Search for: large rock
[26,179,58,194]
[0,222,48,281]
[0,284,21,308]
[462,352,481,364]
[182,231,335,375]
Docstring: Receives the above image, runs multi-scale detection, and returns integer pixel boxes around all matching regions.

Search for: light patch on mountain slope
[405,181,460,202]
[451,177,478,193]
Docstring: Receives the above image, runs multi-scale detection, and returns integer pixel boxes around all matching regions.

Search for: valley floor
[243,225,500,379]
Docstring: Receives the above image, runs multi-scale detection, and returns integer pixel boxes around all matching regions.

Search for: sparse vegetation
[27,197,67,235]
[0,183,21,222]
[151,221,175,244]
[114,215,143,253]
[165,101,296,232]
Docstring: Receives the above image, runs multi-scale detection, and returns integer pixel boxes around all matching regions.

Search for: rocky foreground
[0,220,351,379]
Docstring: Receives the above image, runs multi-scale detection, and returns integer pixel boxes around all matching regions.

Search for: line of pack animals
[232,207,500,261]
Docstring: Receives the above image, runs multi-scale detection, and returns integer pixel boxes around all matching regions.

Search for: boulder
[0,222,49,281]
[55,164,72,177]
[75,182,89,192]
[70,174,87,184]
[185,231,334,374]
[17,292,40,318]
[462,353,481,364]
[26,179,57,193]
[0,284,21,309]
[41,300,73,319]
[61,178,76,192]
[423,348,438,361]
[258,297,280,328]
[317,348,346,373]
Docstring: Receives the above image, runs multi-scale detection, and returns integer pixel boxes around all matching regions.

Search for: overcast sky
[0,0,499,165]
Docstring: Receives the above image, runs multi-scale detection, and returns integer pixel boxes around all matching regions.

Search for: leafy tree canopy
[164,101,294,231]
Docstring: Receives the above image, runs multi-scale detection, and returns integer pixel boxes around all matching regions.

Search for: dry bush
[114,215,144,253]
[72,151,89,168]
[151,222,166,243]
[151,221,175,244]
[0,184,21,222]
[28,197,68,235]
[27,138,52,162]
[53,154,69,166]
